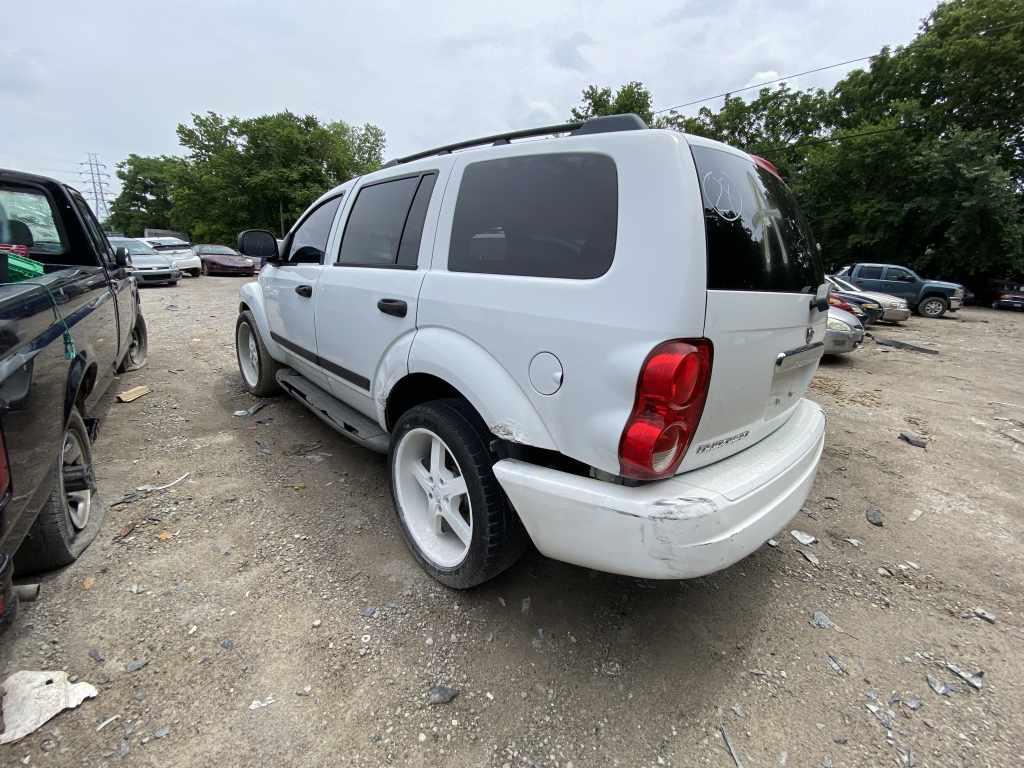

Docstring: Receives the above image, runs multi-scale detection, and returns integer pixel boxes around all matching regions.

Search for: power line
[79,153,112,220]
[653,18,1024,116]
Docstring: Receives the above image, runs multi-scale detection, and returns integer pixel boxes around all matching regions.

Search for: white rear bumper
[494,398,825,579]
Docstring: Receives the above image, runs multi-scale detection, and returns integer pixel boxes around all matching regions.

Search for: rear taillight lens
[828,295,852,312]
[619,339,713,480]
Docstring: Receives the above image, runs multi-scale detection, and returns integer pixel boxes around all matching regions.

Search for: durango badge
[695,430,751,455]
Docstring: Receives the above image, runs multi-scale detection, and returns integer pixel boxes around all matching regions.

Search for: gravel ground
[2,276,1023,768]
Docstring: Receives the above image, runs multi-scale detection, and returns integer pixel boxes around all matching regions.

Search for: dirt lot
[2,276,1023,768]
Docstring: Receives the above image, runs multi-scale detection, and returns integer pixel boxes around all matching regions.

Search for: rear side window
[692,146,823,294]
[858,266,883,279]
[449,153,617,279]
[885,267,913,281]
[0,186,66,257]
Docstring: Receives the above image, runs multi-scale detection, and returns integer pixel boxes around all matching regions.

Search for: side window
[338,176,421,267]
[396,174,437,268]
[858,266,883,279]
[449,153,617,279]
[71,193,113,264]
[287,196,342,264]
[0,186,67,259]
[885,267,913,282]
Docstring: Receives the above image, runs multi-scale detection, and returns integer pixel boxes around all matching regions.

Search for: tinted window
[339,176,420,266]
[396,174,437,268]
[449,153,617,279]
[71,193,113,264]
[885,267,913,281]
[692,146,823,294]
[288,196,342,264]
[858,266,883,279]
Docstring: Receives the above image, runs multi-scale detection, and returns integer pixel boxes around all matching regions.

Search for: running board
[276,369,390,453]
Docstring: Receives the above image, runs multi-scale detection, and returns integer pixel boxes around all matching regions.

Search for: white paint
[1,671,97,744]
[493,399,824,579]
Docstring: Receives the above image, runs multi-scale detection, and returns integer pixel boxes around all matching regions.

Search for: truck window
[287,196,343,264]
[448,153,617,279]
[0,186,67,263]
[338,175,421,267]
[885,267,914,282]
[70,192,114,265]
[691,146,823,294]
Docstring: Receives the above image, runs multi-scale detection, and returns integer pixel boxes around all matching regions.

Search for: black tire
[15,409,103,574]
[235,310,281,396]
[917,296,948,318]
[389,399,526,589]
[169,280,179,287]
[189,268,201,278]
[117,312,148,372]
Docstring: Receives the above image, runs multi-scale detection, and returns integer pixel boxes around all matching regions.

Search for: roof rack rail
[382,113,648,168]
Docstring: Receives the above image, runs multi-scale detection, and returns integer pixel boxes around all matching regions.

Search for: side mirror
[114,246,131,269]
[238,229,279,262]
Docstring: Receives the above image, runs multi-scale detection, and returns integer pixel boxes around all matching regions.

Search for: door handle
[295,284,313,298]
[377,298,407,318]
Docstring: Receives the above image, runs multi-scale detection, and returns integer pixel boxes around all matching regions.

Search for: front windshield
[829,275,859,292]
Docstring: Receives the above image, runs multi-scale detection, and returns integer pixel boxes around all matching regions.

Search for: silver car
[827,274,910,322]
[109,237,182,286]
[825,307,864,356]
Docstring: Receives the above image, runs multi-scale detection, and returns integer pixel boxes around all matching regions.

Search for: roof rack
[382,113,648,168]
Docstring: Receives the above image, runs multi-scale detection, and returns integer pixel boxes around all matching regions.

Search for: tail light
[619,339,713,480]
[828,295,853,312]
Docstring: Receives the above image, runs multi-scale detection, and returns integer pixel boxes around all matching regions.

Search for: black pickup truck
[0,169,148,630]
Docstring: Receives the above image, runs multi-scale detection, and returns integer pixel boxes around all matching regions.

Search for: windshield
[828,275,860,292]
[111,238,158,255]
[198,245,237,255]
[691,145,824,294]
[0,187,65,255]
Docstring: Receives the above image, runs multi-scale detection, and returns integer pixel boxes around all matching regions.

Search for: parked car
[837,263,964,318]
[824,307,864,356]
[143,236,202,277]
[0,169,148,631]
[195,244,260,276]
[828,293,869,324]
[992,282,1024,311]
[109,237,181,286]
[233,114,829,588]
[828,286,882,324]
[826,274,910,323]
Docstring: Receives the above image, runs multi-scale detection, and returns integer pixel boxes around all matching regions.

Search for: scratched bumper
[494,399,825,579]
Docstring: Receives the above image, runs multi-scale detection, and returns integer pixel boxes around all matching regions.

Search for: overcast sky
[3,0,937,206]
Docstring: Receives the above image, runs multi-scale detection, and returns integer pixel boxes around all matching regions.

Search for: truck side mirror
[114,246,131,269]
[238,230,279,263]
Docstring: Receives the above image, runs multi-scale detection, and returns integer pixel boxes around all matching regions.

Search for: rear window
[691,146,823,294]
[858,266,883,279]
[449,153,617,279]
[0,187,65,256]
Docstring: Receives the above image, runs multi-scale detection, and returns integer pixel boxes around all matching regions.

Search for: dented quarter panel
[372,331,418,430]
[407,327,557,449]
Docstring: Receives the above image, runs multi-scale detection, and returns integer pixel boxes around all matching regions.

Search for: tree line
[110,0,1022,292]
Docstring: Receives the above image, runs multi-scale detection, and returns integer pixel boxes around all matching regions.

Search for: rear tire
[236,310,281,396]
[918,296,948,318]
[117,313,148,372]
[389,399,526,589]
[189,268,201,278]
[15,409,102,574]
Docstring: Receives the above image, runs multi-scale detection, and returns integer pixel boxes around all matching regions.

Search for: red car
[196,244,260,276]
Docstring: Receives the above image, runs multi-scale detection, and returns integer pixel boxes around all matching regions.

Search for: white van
[234,114,828,588]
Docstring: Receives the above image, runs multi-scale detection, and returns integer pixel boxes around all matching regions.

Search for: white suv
[235,114,828,589]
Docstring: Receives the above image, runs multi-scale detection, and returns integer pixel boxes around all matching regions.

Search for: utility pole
[279,200,285,238]
[79,153,112,221]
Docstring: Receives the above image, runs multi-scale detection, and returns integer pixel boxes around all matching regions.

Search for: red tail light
[828,294,853,312]
[619,339,713,480]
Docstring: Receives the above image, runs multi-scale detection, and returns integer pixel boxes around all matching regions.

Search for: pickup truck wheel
[918,296,948,318]
[15,409,104,574]
[236,310,280,396]
[118,313,148,372]
[390,399,526,589]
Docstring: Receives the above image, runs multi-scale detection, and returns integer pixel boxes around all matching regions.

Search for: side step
[276,369,389,453]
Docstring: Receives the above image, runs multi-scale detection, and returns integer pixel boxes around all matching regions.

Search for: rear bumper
[172,255,202,272]
[494,399,826,579]
[881,307,911,321]
[994,299,1024,310]
[824,325,863,355]
[949,297,963,309]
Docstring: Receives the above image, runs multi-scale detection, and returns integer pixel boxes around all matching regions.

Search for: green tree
[107,155,181,236]
[570,82,655,126]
